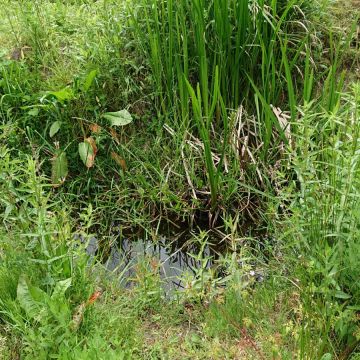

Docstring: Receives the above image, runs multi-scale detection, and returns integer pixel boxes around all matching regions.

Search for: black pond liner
[83,236,213,296]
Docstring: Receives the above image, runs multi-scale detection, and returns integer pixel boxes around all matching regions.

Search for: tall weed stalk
[291,84,360,356]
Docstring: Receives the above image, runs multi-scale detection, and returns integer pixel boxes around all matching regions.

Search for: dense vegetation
[0,0,359,358]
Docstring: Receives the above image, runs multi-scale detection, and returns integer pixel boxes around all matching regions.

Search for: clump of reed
[128,0,313,211]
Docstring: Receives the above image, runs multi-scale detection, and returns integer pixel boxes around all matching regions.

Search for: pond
[84,236,213,295]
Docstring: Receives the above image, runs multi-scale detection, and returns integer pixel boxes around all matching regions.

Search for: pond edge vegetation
[0,0,360,358]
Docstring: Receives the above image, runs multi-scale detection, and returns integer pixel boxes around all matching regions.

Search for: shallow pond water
[84,237,212,294]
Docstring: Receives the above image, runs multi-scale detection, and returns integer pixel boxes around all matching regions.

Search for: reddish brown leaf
[85,137,98,155]
[79,137,97,168]
[111,151,126,171]
[109,128,120,145]
[89,123,102,134]
[150,257,159,272]
[87,291,102,305]
[79,141,95,168]
[70,288,103,332]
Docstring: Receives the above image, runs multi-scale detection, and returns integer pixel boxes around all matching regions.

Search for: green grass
[0,0,319,226]
[128,0,318,209]
[0,151,292,358]
[0,0,360,358]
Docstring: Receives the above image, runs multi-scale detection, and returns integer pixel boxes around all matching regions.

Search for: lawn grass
[0,0,360,358]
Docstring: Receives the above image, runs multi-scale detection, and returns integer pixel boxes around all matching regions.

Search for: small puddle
[84,237,213,295]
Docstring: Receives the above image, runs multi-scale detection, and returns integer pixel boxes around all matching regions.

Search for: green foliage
[0,0,359,358]
[78,141,95,168]
[128,0,314,208]
[290,84,360,356]
[49,120,61,138]
[103,109,133,127]
[51,151,68,185]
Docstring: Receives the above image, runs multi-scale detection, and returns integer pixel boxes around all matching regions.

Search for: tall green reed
[129,0,311,209]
